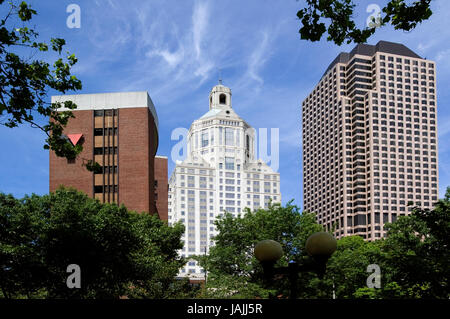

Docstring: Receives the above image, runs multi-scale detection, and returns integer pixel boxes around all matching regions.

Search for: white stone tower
[168,82,281,279]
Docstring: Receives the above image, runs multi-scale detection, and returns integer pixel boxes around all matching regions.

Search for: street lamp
[254,232,337,299]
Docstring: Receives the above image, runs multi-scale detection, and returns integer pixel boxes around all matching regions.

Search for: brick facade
[49,98,160,216]
[117,107,157,214]
[154,156,168,221]
[49,110,94,197]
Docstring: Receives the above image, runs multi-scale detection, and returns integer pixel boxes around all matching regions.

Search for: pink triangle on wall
[67,134,83,145]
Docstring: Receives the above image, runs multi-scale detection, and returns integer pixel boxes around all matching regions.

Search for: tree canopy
[196,192,450,299]
[195,202,325,298]
[0,187,192,299]
[377,187,450,298]
[0,0,82,160]
[1,189,449,299]
[297,0,433,45]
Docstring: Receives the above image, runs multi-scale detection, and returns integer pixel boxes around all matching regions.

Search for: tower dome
[209,82,232,110]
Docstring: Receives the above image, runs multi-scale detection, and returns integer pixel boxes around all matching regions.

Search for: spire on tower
[218,68,222,85]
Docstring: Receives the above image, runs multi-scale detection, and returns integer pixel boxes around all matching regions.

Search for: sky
[1,0,450,209]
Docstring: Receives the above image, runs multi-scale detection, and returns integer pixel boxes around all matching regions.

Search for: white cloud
[436,48,450,63]
[70,1,292,106]
[194,60,214,80]
[192,1,209,60]
[107,0,117,9]
[96,0,219,102]
[146,47,185,68]
[231,30,273,93]
[248,31,270,85]
[438,117,450,138]
[417,41,436,54]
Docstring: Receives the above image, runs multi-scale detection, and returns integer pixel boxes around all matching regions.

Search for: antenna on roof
[218,68,222,84]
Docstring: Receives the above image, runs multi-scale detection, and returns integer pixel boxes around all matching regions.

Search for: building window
[94,147,103,155]
[225,157,234,170]
[94,147,117,155]
[225,128,234,146]
[219,94,226,104]
[103,166,118,174]
[201,130,209,147]
[94,186,103,193]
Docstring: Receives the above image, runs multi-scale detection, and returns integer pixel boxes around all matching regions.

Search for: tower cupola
[209,81,232,110]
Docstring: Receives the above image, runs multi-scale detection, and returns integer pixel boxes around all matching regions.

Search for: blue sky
[1,0,450,209]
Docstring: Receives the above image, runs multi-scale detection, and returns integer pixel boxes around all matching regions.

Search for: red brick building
[49,92,167,217]
[154,156,168,221]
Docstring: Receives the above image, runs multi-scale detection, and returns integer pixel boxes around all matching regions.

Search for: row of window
[94,128,118,136]
[94,185,118,193]
[378,55,433,67]
[378,62,434,72]
[192,127,246,148]
[94,109,118,117]
[94,147,118,155]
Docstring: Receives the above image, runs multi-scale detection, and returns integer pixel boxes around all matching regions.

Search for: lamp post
[254,232,337,299]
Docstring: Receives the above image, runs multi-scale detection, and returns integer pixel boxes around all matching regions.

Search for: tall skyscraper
[50,91,166,217]
[302,41,439,240]
[168,83,281,279]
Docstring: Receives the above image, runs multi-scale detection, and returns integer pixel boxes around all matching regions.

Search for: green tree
[0,187,188,299]
[379,187,450,298]
[352,188,450,299]
[321,236,383,299]
[124,211,196,299]
[195,202,325,299]
[0,0,82,160]
[195,192,450,299]
[0,193,48,298]
[297,0,433,45]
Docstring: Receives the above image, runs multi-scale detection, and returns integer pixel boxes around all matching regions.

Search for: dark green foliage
[319,190,449,299]
[0,187,187,299]
[297,0,433,45]
[0,1,83,160]
[321,236,383,298]
[379,187,450,298]
[197,190,450,299]
[1,188,448,299]
[83,160,102,174]
[195,202,324,298]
